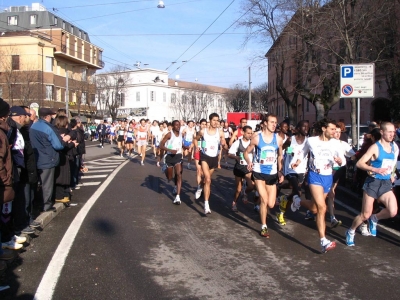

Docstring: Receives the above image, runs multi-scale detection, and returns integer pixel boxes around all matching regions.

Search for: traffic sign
[340,64,374,98]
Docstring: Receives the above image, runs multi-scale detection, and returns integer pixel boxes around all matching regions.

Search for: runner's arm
[244,135,257,171]
[220,130,228,151]
[356,143,385,174]
[229,130,237,147]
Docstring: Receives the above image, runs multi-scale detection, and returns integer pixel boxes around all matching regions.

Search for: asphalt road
[2,141,400,299]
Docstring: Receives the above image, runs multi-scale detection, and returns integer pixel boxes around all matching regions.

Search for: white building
[95,68,230,122]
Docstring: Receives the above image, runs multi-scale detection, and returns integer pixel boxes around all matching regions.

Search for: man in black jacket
[96,120,107,148]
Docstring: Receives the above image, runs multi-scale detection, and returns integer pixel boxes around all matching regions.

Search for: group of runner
[108,113,399,254]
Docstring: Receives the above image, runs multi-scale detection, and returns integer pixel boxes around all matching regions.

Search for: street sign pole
[357,98,360,150]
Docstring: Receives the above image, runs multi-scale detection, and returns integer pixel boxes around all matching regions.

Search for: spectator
[336,121,348,142]
[29,109,37,123]
[53,116,77,203]
[30,108,68,212]
[97,120,107,148]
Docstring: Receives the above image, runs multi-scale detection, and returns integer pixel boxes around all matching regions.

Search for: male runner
[150,120,160,158]
[195,113,228,214]
[160,120,185,204]
[346,122,399,246]
[228,125,254,212]
[277,120,309,226]
[194,119,207,199]
[244,114,284,238]
[116,121,126,157]
[182,120,196,170]
[293,118,342,253]
[222,120,233,167]
[229,118,248,146]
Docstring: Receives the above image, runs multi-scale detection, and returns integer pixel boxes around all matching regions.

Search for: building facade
[0,3,103,118]
[96,68,230,122]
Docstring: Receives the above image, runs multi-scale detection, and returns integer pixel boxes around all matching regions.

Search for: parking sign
[340,64,374,98]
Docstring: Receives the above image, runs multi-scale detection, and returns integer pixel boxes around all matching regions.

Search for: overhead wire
[164,0,236,71]
[92,32,245,36]
[55,0,154,9]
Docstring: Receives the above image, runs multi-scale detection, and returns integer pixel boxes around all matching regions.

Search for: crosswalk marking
[84,169,114,173]
[77,182,102,186]
[81,174,108,179]
[83,165,116,169]
[86,161,121,165]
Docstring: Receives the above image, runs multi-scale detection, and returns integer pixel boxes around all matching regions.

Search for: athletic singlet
[332,140,355,169]
[284,136,308,175]
[110,126,115,134]
[126,128,134,141]
[253,133,279,175]
[201,128,220,157]
[137,125,148,141]
[306,137,340,176]
[370,141,396,180]
[183,127,195,146]
[166,130,183,154]
[228,137,252,165]
[117,126,125,136]
[223,127,231,139]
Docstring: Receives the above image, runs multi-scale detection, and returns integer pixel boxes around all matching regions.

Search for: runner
[155,123,163,167]
[160,120,185,205]
[150,120,160,158]
[228,125,254,212]
[222,120,233,167]
[194,119,208,199]
[326,125,356,228]
[195,113,229,214]
[136,118,149,165]
[276,120,309,226]
[125,121,135,157]
[116,120,126,157]
[109,122,116,144]
[346,122,399,246]
[229,118,247,146]
[244,113,284,238]
[293,118,342,253]
[182,120,196,170]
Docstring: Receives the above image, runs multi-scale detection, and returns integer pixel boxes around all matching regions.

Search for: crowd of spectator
[0,98,86,288]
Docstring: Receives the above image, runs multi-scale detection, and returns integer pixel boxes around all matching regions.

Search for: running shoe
[278,195,288,213]
[331,218,342,228]
[260,228,270,238]
[120,154,123,157]
[276,212,286,226]
[232,203,238,212]
[254,204,260,213]
[204,207,211,214]
[290,195,301,212]
[195,187,203,200]
[321,240,336,253]
[12,235,26,244]
[173,195,181,205]
[2,240,23,250]
[242,193,249,204]
[101,145,104,148]
[358,223,371,236]
[29,220,41,228]
[161,164,167,173]
[304,210,315,221]
[346,230,355,246]
[173,186,177,195]
[187,163,191,170]
[368,217,377,236]
[140,161,144,166]
[157,162,160,167]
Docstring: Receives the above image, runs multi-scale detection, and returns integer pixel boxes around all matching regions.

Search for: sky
[1,0,269,88]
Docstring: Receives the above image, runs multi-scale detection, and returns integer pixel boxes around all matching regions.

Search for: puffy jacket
[29,119,64,170]
[0,119,14,204]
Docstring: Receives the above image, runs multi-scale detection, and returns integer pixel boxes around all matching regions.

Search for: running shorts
[252,172,278,185]
[194,150,200,161]
[117,135,124,142]
[308,171,332,194]
[199,152,218,170]
[285,173,306,185]
[137,140,147,147]
[165,153,183,167]
[333,166,346,184]
[110,133,115,136]
[233,164,250,178]
[126,139,133,144]
[363,177,392,199]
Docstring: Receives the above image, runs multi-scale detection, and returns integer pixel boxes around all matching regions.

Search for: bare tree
[18,60,41,107]
[0,46,20,105]
[253,82,269,113]
[225,84,249,112]
[181,84,213,121]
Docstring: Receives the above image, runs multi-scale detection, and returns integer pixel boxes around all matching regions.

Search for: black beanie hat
[0,98,10,118]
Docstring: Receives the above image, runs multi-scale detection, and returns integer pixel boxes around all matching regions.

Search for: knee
[389,207,398,218]
[204,177,211,185]
[316,203,327,214]
[360,211,372,221]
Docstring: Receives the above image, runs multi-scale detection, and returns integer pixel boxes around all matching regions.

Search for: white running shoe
[195,187,202,199]
[359,223,371,236]
[291,195,301,212]
[173,186,177,195]
[12,235,26,244]
[120,154,123,157]
[173,195,181,205]
[157,162,160,167]
[140,161,144,166]
[204,207,211,214]
[2,240,23,250]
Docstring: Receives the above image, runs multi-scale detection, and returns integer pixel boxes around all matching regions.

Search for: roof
[167,79,230,94]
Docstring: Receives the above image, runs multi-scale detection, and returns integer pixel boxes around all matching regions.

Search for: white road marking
[335,199,400,237]
[77,182,101,186]
[85,161,121,165]
[34,158,131,300]
[84,169,114,173]
[82,165,116,169]
[80,174,108,179]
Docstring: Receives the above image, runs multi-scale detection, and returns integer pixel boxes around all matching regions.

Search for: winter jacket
[55,127,74,186]
[30,119,64,170]
[19,124,38,184]
[0,119,14,204]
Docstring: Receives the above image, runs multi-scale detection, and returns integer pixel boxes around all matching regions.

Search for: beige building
[0,3,103,119]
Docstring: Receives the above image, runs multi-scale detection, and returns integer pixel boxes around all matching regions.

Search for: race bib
[118,130,124,135]
[381,159,394,175]
[127,132,133,138]
[260,150,275,165]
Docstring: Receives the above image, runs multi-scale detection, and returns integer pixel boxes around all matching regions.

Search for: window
[136,91,140,102]
[81,92,86,104]
[62,21,66,30]
[45,85,53,100]
[163,92,166,102]
[83,32,86,40]
[7,16,18,25]
[91,94,96,103]
[54,17,58,25]
[45,57,53,72]
[78,30,82,38]
[81,68,87,81]
[117,93,125,106]
[150,91,155,101]
[71,26,74,34]
[56,88,61,102]
[339,98,345,110]
[30,15,37,25]
[12,55,19,70]
[171,93,176,103]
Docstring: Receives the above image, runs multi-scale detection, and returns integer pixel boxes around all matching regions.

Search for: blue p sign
[342,66,353,78]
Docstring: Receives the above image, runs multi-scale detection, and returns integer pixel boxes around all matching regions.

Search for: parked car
[345,124,369,147]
